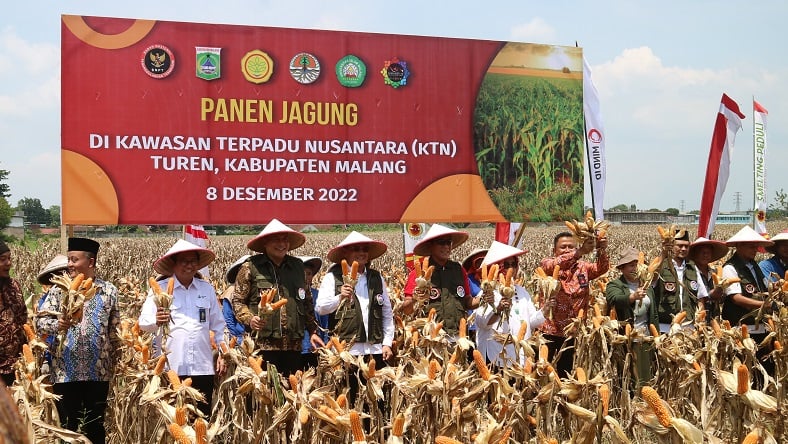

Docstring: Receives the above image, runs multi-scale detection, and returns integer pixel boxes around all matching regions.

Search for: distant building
[3,211,25,238]
[606,210,750,226]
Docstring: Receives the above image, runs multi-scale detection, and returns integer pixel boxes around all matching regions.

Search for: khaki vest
[247,254,307,341]
[328,265,384,343]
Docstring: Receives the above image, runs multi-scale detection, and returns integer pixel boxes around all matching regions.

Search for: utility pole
[734,191,742,213]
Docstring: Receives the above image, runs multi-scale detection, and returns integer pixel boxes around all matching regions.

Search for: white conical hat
[37,254,69,285]
[154,239,216,276]
[481,241,525,266]
[688,237,729,262]
[246,218,306,252]
[225,254,251,284]
[297,256,324,273]
[327,231,387,263]
[412,224,469,256]
[462,248,489,272]
[766,230,788,254]
[725,225,774,247]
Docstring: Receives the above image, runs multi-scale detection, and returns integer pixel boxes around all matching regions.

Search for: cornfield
[4,221,788,443]
[473,74,584,222]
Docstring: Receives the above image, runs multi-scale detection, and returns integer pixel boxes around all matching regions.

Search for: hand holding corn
[479,263,499,308]
[530,265,560,319]
[149,277,174,347]
[49,272,98,355]
[412,257,434,301]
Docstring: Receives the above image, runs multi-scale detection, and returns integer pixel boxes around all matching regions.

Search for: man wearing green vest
[653,229,700,332]
[232,219,324,376]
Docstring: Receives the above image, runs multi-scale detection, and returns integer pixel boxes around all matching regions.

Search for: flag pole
[752,94,756,230]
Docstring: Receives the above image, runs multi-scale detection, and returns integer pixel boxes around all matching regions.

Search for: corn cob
[737,364,749,394]
[434,437,463,444]
[392,412,405,437]
[473,350,490,381]
[248,356,264,376]
[23,324,36,342]
[599,383,610,416]
[569,367,584,385]
[320,405,339,420]
[741,430,759,444]
[336,393,348,409]
[431,321,443,338]
[524,358,533,374]
[593,303,602,319]
[342,259,350,276]
[496,426,512,444]
[22,343,34,364]
[428,359,440,380]
[166,277,175,294]
[350,261,359,280]
[298,404,310,425]
[539,344,549,362]
[175,407,187,426]
[693,361,702,372]
[649,324,659,337]
[741,324,749,339]
[70,273,85,291]
[774,340,782,351]
[458,318,467,338]
[696,310,706,322]
[625,323,632,336]
[270,299,288,311]
[182,377,192,387]
[194,418,208,444]
[366,357,376,378]
[517,321,527,342]
[166,369,181,389]
[289,374,299,392]
[448,348,459,365]
[153,355,167,375]
[641,386,671,427]
[349,410,365,442]
[330,336,345,352]
[80,277,93,291]
[577,308,585,319]
[673,311,686,325]
[140,345,150,364]
[711,319,722,337]
[167,423,191,444]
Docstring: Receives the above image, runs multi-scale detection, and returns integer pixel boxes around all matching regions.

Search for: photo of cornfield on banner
[184,224,210,279]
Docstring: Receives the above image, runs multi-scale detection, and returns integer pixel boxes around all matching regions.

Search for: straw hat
[481,241,525,266]
[225,254,251,284]
[326,231,387,263]
[247,218,306,253]
[153,239,216,276]
[766,230,788,254]
[37,254,69,285]
[725,226,774,247]
[298,256,324,273]
[688,237,729,262]
[462,248,488,273]
[615,247,640,269]
[412,224,469,256]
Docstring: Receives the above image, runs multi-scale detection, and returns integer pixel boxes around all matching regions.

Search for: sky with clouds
[2,1,786,216]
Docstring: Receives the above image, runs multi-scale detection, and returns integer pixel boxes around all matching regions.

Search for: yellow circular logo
[241,50,274,84]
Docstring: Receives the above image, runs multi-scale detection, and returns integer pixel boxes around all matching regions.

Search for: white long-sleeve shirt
[316,269,395,355]
[138,277,226,376]
[474,285,545,367]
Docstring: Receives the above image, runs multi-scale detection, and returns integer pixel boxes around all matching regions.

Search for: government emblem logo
[429,288,440,300]
[375,294,384,306]
[298,288,306,300]
[689,280,698,291]
[745,284,756,294]
[241,50,274,84]
[141,44,175,79]
[381,57,409,88]
[289,52,321,84]
[196,47,221,80]
[456,286,465,297]
[336,55,366,88]
[664,282,676,292]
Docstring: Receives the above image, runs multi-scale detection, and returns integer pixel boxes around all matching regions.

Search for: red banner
[61,16,583,225]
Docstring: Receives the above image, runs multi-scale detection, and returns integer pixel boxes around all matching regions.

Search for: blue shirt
[760,256,787,283]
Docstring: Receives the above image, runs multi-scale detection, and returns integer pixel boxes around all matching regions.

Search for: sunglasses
[502,260,519,269]
[346,245,369,252]
[434,238,453,246]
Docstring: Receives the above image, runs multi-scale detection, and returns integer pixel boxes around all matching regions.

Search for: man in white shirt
[139,240,227,417]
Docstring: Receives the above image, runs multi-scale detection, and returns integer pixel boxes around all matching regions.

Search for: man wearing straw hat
[232,219,324,376]
[0,239,26,387]
[401,224,476,338]
[759,229,788,282]
[475,241,544,367]
[34,254,69,378]
[721,226,773,329]
[688,237,729,318]
[36,237,120,444]
[139,239,227,417]
[316,231,394,405]
[221,254,251,346]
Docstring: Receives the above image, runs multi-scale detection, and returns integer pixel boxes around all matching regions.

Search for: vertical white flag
[184,224,210,278]
[583,57,606,220]
[753,99,768,235]
[403,223,429,270]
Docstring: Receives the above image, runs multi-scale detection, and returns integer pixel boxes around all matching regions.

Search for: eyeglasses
[176,257,200,265]
[434,238,453,246]
[347,245,369,252]
[502,260,519,269]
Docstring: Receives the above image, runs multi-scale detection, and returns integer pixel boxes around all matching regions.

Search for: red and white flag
[184,224,210,278]
[495,222,524,249]
[403,223,429,270]
[753,99,768,236]
[698,94,745,239]
[583,57,606,220]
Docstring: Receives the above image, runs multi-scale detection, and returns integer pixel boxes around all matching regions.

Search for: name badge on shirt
[199,308,206,323]
[577,273,588,288]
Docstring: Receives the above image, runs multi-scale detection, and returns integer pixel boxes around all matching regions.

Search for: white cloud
[510,18,557,44]
[0,27,60,116]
